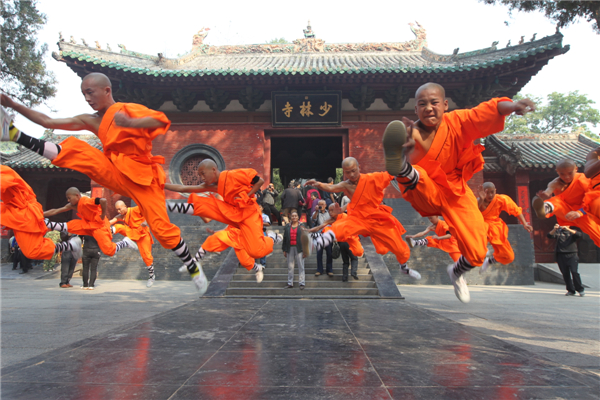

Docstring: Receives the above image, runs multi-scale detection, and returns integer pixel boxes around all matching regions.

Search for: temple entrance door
[268,132,345,188]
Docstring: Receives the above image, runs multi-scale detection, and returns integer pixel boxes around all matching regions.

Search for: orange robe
[583,172,600,225]
[51,103,180,250]
[426,219,461,262]
[323,213,364,257]
[113,206,154,266]
[0,166,55,259]
[399,98,511,266]
[481,194,522,265]
[202,226,255,270]
[67,196,116,256]
[330,172,410,264]
[545,173,600,247]
[189,169,273,259]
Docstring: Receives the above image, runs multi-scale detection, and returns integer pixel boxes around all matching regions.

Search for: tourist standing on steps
[282,212,306,290]
[81,235,101,290]
[548,224,585,297]
[262,183,281,226]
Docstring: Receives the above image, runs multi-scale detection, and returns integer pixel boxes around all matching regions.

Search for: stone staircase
[216,227,384,298]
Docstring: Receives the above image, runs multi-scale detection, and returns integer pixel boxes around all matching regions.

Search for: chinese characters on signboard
[272,91,342,127]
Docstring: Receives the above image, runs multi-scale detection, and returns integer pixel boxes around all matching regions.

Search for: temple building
[6,23,595,263]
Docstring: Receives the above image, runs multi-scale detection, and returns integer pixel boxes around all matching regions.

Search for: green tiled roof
[53,33,567,78]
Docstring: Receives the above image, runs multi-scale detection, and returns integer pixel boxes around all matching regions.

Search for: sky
[11,0,600,137]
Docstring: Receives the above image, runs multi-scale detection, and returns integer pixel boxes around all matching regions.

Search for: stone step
[231,273,373,281]
[228,280,377,288]
[224,287,380,296]
[244,267,371,274]
[219,295,383,299]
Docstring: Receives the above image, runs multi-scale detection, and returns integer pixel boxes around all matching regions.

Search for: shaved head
[416,82,446,99]
[556,159,576,170]
[66,187,81,196]
[82,72,112,88]
[482,182,496,190]
[342,157,358,168]
[199,159,217,170]
[115,200,126,208]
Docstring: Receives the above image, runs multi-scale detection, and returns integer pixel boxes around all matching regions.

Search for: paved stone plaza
[1,263,598,399]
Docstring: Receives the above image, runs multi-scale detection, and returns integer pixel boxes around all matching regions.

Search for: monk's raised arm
[497,98,536,116]
[584,147,600,179]
[164,182,216,193]
[43,203,74,217]
[305,179,346,193]
[2,94,91,132]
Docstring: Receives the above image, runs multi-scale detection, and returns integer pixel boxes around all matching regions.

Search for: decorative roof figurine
[118,43,126,52]
[303,21,315,39]
[491,41,499,51]
[81,38,89,47]
[59,32,64,42]
[530,33,537,42]
[192,27,210,51]
[106,43,111,51]
[69,35,76,44]
[95,41,101,50]
[408,21,427,50]
[519,36,525,45]
[506,39,511,48]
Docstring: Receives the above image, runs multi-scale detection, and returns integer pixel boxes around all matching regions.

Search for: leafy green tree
[503,92,600,134]
[1,0,56,107]
[480,1,600,34]
[266,38,289,44]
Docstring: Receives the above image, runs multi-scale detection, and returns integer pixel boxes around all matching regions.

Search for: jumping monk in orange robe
[0,165,82,260]
[405,216,462,262]
[531,159,600,247]
[1,73,207,294]
[302,157,420,280]
[583,147,600,225]
[165,159,282,282]
[44,187,137,257]
[110,200,156,287]
[477,182,533,272]
[382,82,536,302]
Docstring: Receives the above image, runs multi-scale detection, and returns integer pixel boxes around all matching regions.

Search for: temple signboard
[271,91,342,127]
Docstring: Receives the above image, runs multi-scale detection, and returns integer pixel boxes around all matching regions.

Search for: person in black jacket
[81,235,101,290]
[547,224,584,296]
[282,212,306,289]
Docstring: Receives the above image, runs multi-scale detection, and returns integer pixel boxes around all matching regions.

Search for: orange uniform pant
[202,227,255,271]
[324,226,364,257]
[547,196,600,247]
[330,215,409,265]
[487,238,514,265]
[113,224,154,266]
[400,166,487,266]
[191,196,273,259]
[52,137,181,249]
[12,231,56,260]
[583,183,600,226]
[67,219,116,256]
[427,238,461,262]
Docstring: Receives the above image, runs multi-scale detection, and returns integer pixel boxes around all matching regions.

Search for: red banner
[517,185,531,224]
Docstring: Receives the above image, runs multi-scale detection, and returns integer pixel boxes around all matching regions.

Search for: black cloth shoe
[352,274,359,280]
[565,292,576,296]
[284,284,293,289]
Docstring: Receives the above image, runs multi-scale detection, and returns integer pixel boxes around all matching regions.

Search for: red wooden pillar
[515,170,532,233]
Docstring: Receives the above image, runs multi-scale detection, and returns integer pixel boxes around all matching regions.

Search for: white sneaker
[480,250,493,274]
[447,264,470,303]
[122,237,138,251]
[191,261,208,295]
[1,108,17,142]
[254,264,265,283]
[266,230,283,245]
[69,236,83,260]
[178,265,188,273]
[405,237,416,248]
[146,275,155,288]
[407,268,421,280]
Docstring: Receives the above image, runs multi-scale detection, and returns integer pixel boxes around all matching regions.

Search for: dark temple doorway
[271,136,343,187]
